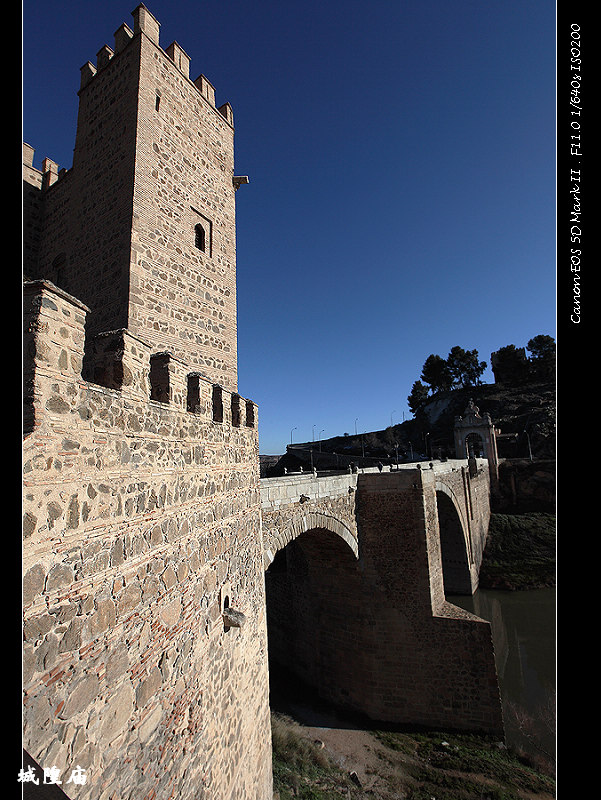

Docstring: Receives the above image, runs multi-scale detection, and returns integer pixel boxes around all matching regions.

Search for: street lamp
[355,418,358,435]
[319,429,325,452]
[290,426,297,445]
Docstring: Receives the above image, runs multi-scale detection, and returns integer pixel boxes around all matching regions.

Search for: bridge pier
[353,468,503,734]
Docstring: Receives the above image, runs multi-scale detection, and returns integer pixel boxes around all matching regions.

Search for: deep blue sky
[22,0,556,455]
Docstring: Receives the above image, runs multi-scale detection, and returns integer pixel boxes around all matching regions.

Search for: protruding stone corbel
[222,607,246,630]
[299,494,310,503]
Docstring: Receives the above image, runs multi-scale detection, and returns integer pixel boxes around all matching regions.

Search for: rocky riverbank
[479,512,556,591]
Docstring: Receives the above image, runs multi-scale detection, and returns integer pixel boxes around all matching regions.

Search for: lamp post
[290,427,297,445]
[523,430,533,461]
[355,418,358,436]
[319,429,325,452]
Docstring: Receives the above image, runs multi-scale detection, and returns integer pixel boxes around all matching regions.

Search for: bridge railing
[259,459,486,510]
[260,471,358,510]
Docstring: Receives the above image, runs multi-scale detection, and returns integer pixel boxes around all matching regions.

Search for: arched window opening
[465,432,485,459]
[191,207,212,256]
[51,252,67,289]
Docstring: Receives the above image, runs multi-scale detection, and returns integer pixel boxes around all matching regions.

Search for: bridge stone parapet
[261,470,358,509]
[261,471,360,569]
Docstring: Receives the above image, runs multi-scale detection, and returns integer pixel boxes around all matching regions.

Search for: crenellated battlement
[22,279,269,800]
[22,142,69,189]
[23,280,257,436]
[79,4,233,124]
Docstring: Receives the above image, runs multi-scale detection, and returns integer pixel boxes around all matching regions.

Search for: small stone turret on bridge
[261,460,504,737]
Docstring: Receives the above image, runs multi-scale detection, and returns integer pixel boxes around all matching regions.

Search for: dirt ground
[270,681,556,800]
[295,721,406,794]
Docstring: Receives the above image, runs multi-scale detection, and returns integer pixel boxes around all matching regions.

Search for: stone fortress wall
[22,280,272,799]
[22,5,272,798]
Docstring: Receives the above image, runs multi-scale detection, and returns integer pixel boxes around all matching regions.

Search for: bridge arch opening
[265,526,364,712]
[436,489,473,595]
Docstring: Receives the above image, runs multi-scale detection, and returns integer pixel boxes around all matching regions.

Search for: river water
[447,587,556,764]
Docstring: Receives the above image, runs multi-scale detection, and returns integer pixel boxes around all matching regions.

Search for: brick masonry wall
[22,281,272,800]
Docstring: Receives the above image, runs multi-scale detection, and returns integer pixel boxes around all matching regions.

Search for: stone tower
[22,6,272,798]
[24,3,244,391]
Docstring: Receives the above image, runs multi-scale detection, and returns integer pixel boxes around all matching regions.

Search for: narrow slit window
[187,374,201,413]
[150,354,170,404]
[195,223,206,252]
[155,92,161,111]
[212,385,223,422]
[231,394,241,427]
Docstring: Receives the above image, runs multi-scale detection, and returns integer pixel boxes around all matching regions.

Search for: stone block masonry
[22,6,271,795]
[22,279,272,799]
[24,3,240,392]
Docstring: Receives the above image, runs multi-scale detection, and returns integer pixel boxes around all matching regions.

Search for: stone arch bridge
[261,460,504,736]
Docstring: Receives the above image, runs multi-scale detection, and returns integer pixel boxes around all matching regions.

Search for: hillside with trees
[267,335,555,479]
[408,335,555,416]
